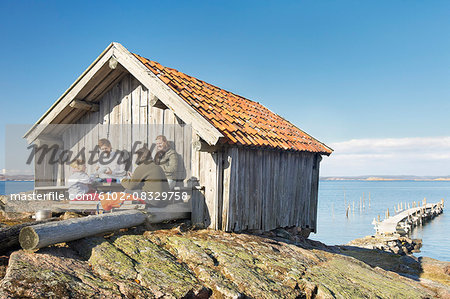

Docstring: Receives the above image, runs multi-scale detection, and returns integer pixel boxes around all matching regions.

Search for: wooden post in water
[362,192,365,210]
[377,214,380,222]
[387,208,390,217]
[368,192,371,208]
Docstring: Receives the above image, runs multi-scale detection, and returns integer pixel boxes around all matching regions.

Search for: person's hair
[70,159,86,171]
[98,138,112,148]
[156,135,167,143]
[135,147,152,165]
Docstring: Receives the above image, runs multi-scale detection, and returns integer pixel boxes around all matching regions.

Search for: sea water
[1,180,449,261]
[311,180,450,261]
[0,181,34,196]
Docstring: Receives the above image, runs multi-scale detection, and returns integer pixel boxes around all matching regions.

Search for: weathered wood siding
[189,133,223,229]
[34,72,322,233]
[57,74,192,183]
[220,147,321,232]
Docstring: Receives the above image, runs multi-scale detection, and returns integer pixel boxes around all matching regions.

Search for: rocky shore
[1,193,449,298]
[0,219,449,298]
[347,235,423,255]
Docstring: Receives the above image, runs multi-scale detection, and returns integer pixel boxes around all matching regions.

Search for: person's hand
[127,171,132,177]
[105,168,112,175]
[95,165,100,171]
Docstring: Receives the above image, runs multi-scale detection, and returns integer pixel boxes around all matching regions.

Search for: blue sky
[1,1,449,175]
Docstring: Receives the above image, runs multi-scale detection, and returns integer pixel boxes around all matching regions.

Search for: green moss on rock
[71,237,137,281]
[111,234,208,298]
[0,228,446,298]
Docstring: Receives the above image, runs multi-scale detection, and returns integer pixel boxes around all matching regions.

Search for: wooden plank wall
[221,147,321,232]
[34,139,61,187]
[38,72,322,233]
[60,74,192,184]
[189,133,222,229]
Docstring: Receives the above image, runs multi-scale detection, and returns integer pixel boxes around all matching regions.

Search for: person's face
[156,139,166,151]
[73,164,86,172]
[100,145,111,154]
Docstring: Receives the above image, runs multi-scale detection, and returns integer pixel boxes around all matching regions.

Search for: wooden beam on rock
[0,218,58,254]
[19,210,146,250]
[19,208,191,251]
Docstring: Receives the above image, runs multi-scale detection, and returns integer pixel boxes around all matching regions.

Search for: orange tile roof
[134,54,332,155]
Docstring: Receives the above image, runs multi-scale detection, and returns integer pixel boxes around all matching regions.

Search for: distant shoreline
[0,180,34,182]
[320,177,450,182]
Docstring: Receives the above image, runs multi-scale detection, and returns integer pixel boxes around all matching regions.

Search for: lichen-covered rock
[0,256,8,280]
[347,235,422,255]
[0,228,446,298]
[419,257,450,287]
[339,246,450,297]
[0,247,122,298]
[111,234,210,298]
[145,230,436,298]
[144,232,243,298]
[303,252,430,298]
[70,237,137,280]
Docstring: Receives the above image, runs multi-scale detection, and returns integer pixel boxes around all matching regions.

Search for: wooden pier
[373,199,444,235]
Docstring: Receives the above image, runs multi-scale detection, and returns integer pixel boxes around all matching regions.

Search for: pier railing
[372,199,444,235]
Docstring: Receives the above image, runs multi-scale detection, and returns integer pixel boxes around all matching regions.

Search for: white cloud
[321,136,450,176]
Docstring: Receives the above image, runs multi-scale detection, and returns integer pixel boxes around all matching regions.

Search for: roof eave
[24,42,117,142]
[24,42,224,146]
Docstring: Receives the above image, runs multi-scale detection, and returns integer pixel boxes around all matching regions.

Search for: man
[154,135,179,189]
[121,147,170,207]
[95,138,127,180]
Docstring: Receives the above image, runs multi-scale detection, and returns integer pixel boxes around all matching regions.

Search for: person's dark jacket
[121,162,170,206]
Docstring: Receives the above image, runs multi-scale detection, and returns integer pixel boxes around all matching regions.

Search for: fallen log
[0,218,58,254]
[20,210,147,251]
[147,204,191,223]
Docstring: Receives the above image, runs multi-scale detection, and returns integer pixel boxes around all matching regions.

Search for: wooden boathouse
[24,42,332,233]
